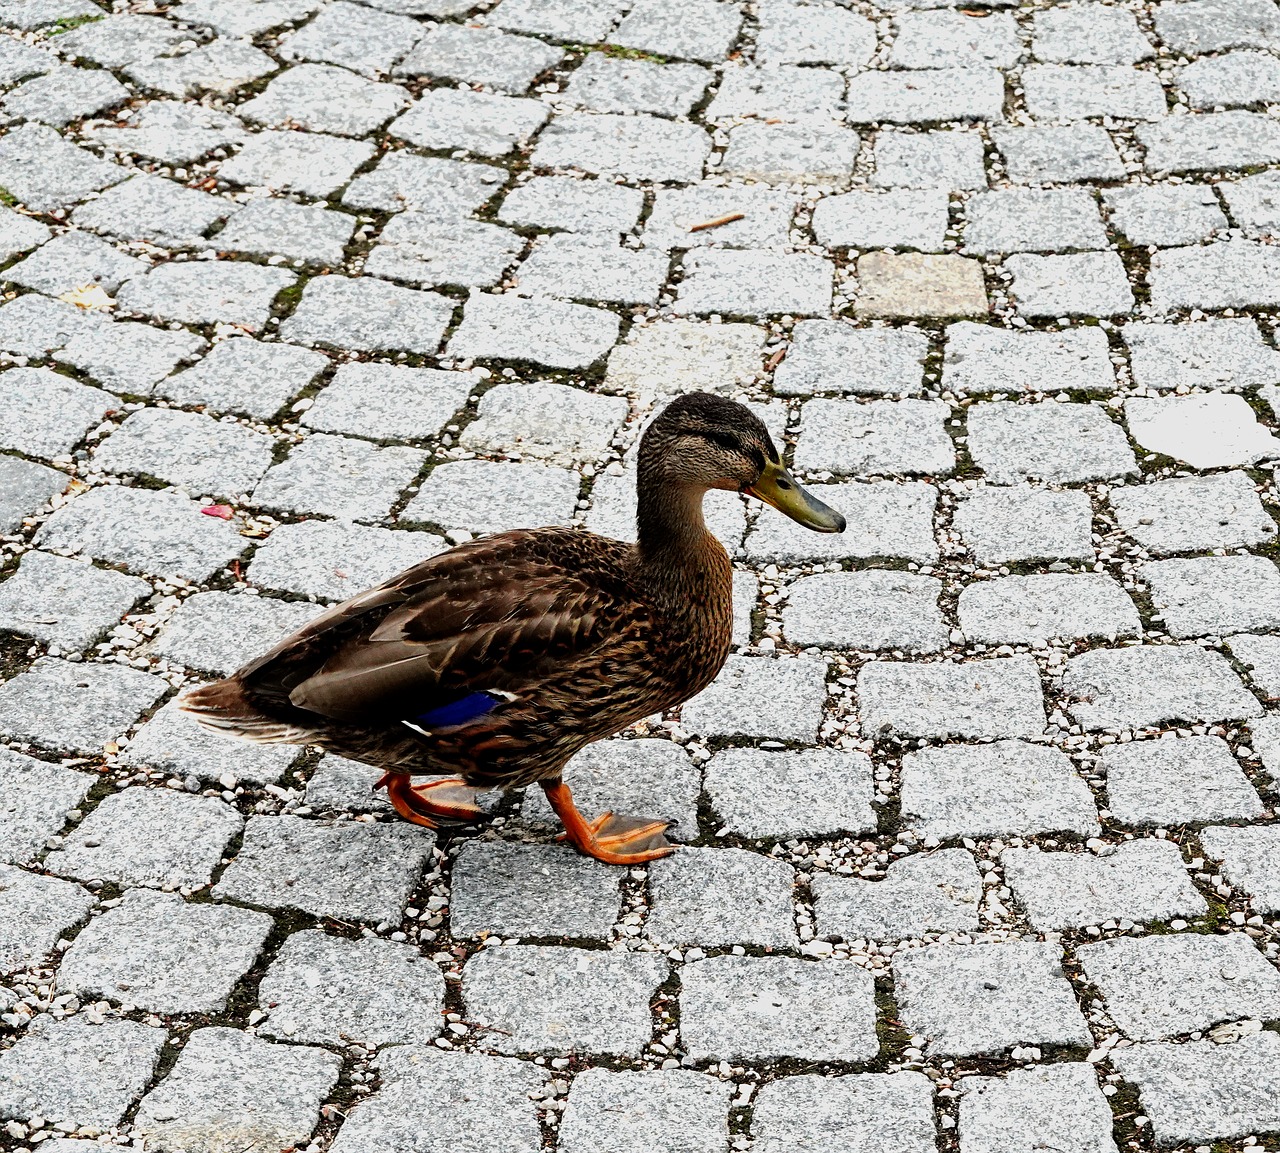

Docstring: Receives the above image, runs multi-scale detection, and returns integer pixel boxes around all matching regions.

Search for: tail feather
[179,679,316,745]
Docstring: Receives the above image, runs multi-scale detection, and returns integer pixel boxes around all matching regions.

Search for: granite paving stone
[303,754,392,813]
[890,10,1021,69]
[0,864,94,974]
[0,658,168,755]
[992,123,1126,183]
[755,3,874,65]
[390,86,548,157]
[968,401,1137,485]
[1122,318,1280,391]
[462,945,663,1056]
[647,846,796,948]
[1137,111,1280,175]
[1152,0,1280,56]
[531,112,711,182]
[783,569,947,653]
[964,187,1108,255]
[158,336,327,418]
[366,215,523,289]
[396,24,561,93]
[85,98,248,164]
[559,1068,731,1153]
[703,746,876,839]
[643,186,794,252]
[683,654,827,743]
[514,235,667,305]
[856,252,989,319]
[1226,633,1280,699]
[812,848,982,942]
[4,228,144,296]
[1108,471,1274,554]
[0,204,49,261]
[847,67,1005,124]
[0,457,67,534]
[0,1016,164,1129]
[279,274,455,354]
[279,0,421,76]
[450,841,623,941]
[680,955,878,1062]
[1,64,128,127]
[520,738,702,842]
[872,128,987,189]
[1200,823,1280,913]
[343,151,507,216]
[606,318,765,398]
[563,52,711,118]
[133,1027,341,1153]
[329,1049,545,1153]
[116,259,295,333]
[56,321,208,395]
[675,248,832,317]
[773,321,928,397]
[238,62,409,136]
[958,573,1140,645]
[147,590,322,677]
[1102,735,1265,824]
[258,929,444,1045]
[1104,184,1227,246]
[71,173,235,249]
[458,380,625,465]
[1023,63,1166,121]
[498,175,643,234]
[954,486,1094,563]
[0,0,104,27]
[120,697,299,786]
[217,130,375,198]
[0,367,118,461]
[1032,7,1153,63]
[1125,393,1280,469]
[93,408,276,497]
[490,0,628,42]
[0,122,126,211]
[706,62,843,121]
[958,1064,1119,1153]
[720,121,861,185]
[1112,1032,1280,1146]
[126,39,278,98]
[1079,933,1280,1040]
[893,942,1092,1057]
[58,889,272,1013]
[1002,839,1206,931]
[1220,170,1280,238]
[1143,555,1280,638]
[901,739,1100,838]
[448,293,619,370]
[0,549,147,651]
[303,362,476,442]
[44,786,242,890]
[403,459,579,534]
[214,198,356,267]
[246,519,445,602]
[0,34,54,85]
[50,12,185,67]
[747,480,939,564]
[213,815,433,922]
[1005,251,1134,318]
[751,1073,936,1153]
[814,188,949,251]
[1178,48,1280,107]
[1150,240,1280,311]
[794,398,953,476]
[609,0,744,63]
[0,747,94,866]
[859,658,1047,742]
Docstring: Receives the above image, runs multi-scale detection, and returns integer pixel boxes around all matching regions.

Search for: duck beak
[745,460,846,533]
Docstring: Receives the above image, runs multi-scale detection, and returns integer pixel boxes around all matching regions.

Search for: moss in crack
[47,13,104,33]
[873,976,911,1065]
[0,187,18,208]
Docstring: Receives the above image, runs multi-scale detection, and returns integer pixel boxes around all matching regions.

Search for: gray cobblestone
[396,23,559,92]
[126,39,278,98]
[2,65,129,127]
[752,1072,936,1153]
[147,590,322,676]
[490,0,627,42]
[1226,632,1280,699]
[794,399,953,476]
[85,98,247,164]
[1023,63,1166,121]
[993,124,1126,183]
[1108,471,1274,554]
[565,54,711,118]
[459,380,626,464]
[159,336,325,419]
[958,573,1140,645]
[847,67,1005,124]
[343,151,506,215]
[1143,555,1280,638]
[514,235,667,305]
[0,864,93,974]
[0,457,67,534]
[0,367,118,462]
[774,321,927,397]
[239,62,409,136]
[404,459,578,534]
[644,186,795,251]
[0,122,126,211]
[683,654,827,743]
[215,198,356,267]
[303,362,476,441]
[390,86,547,157]
[1126,393,1280,469]
[675,248,832,318]
[1102,735,1265,825]
[56,320,207,395]
[1032,7,1153,63]
[1153,0,1280,54]
[5,229,143,296]
[302,754,391,814]
[964,187,1108,255]
[720,120,860,185]
[784,570,947,652]
[280,0,421,76]
[1123,318,1280,391]
[1200,823,1280,912]
[366,215,522,289]
[953,486,1095,563]
[532,112,710,182]
[872,128,987,189]
[1103,184,1227,246]
[0,747,94,866]
[498,174,643,235]
[1219,170,1280,238]
[648,846,796,948]
[116,259,295,333]
[1179,48,1280,108]
[1150,240,1280,311]
[560,1068,730,1153]
[1138,111,1280,175]
[448,293,620,370]
[968,401,1137,485]
[890,10,1021,69]
[1005,251,1135,318]
[609,0,743,64]
[958,1064,1119,1153]
[707,62,842,121]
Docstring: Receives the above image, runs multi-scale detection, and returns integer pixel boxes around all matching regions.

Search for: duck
[181,392,845,865]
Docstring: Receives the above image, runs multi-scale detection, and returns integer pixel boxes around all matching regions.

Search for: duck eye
[775,477,793,491]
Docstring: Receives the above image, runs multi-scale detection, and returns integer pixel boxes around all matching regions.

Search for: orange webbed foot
[376,774,485,829]
[540,780,675,865]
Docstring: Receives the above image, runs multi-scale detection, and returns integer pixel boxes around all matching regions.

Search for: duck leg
[375,773,485,829]
[541,778,675,865]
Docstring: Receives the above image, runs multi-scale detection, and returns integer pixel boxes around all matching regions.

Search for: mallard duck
[181,393,844,864]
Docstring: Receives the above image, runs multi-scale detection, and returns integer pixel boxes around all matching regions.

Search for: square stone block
[683,655,828,744]
[958,573,1140,645]
[1107,471,1274,555]
[793,399,954,477]
[857,252,988,319]
[458,379,626,465]
[0,864,94,974]
[1101,734,1264,825]
[303,362,477,442]
[160,337,327,420]
[1142,555,1280,638]
[774,322,928,397]
[0,747,94,866]
[783,570,947,653]
[943,322,1116,394]
[968,401,1137,485]
[958,1064,1119,1153]
[402,459,579,535]
[953,486,1094,564]
[447,293,620,371]
[560,1068,730,1153]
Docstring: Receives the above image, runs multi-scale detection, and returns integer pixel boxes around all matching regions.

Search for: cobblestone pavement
[3,0,1280,1150]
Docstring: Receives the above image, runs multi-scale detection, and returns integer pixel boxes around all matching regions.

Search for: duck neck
[635,482,731,614]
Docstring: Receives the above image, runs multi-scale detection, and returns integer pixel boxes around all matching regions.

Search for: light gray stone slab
[366,215,523,290]
[783,570,947,653]
[1112,1032,1280,1146]
[560,1068,731,1153]
[459,379,625,465]
[891,9,1021,68]
[648,846,796,948]
[752,1072,935,1153]
[609,0,743,63]
[491,0,628,42]
[0,1016,164,1130]
[606,318,766,399]
[247,519,445,603]
[1,64,129,127]
[872,128,987,189]
[92,408,275,497]
[1143,555,1280,639]
[303,362,476,441]
[5,229,143,296]
[1108,471,1274,555]
[1150,240,1280,310]
[993,123,1125,183]
[1104,184,1226,246]
[1201,824,1280,913]
[847,67,1005,124]
[683,654,828,743]
[1123,318,1280,391]
[893,942,1092,1057]
[395,23,561,92]
[720,121,860,186]
[448,292,619,370]
[859,657,1047,742]
[126,39,278,98]
[45,786,242,890]
[1226,632,1280,699]
[564,52,712,117]
[0,550,149,650]
[147,590,322,677]
[51,13,191,65]
[343,151,507,216]
[747,480,939,564]
[1032,6,1153,63]
[1127,392,1280,468]
[498,175,643,235]
[0,456,67,534]
[0,122,125,212]
[1153,0,1280,55]
[302,754,392,813]
[403,459,579,534]
[159,336,327,419]
[390,86,547,157]
[0,657,167,755]
[813,848,982,942]
[959,573,1139,645]
[1102,734,1264,824]
[968,401,1137,485]
[793,398,953,476]
[278,0,421,76]
[812,188,948,251]
[0,0,102,26]
[756,2,876,65]
[1003,839,1206,931]
[217,130,374,198]
[520,737,702,842]
[1138,110,1280,175]
[1220,170,1280,238]
[774,321,926,397]
[259,929,444,1045]
[680,955,877,1062]
[707,62,843,121]
[0,746,94,866]
[450,840,623,941]
[0,33,54,85]
[1179,48,1280,107]
[116,259,295,333]
[280,274,454,354]
[0,205,49,262]
[56,320,208,395]
[1080,933,1280,1040]
[328,1049,545,1153]
[59,889,272,1013]
[954,485,1094,564]
[85,99,248,164]
[0,366,118,461]
[856,251,988,319]
[901,738,1100,839]
[462,944,664,1056]
[214,815,433,922]
[1005,251,1135,318]
[532,111,711,182]
[959,1064,1119,1153]
[238,62,409,136]
[675,248,833,317]
[1022,62,1166,121]
[514,235,667,305]
[214,197,356,267]
[0,864,93,974]
[133,1027,340,1153]
[964,187,1108,255]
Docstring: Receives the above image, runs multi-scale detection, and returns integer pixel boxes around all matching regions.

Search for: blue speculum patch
[414,691,503,727]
